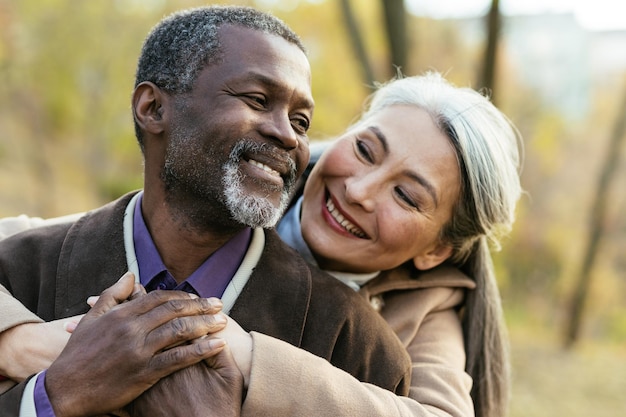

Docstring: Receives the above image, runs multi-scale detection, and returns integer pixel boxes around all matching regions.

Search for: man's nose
[259,110,299,150]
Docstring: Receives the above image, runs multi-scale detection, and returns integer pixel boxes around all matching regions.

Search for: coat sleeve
[0,212,83,334]
[0,282,35,410]
[0,284,43,333]
[241,287,474,417]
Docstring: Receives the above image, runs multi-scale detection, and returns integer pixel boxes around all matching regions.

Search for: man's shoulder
[0,192,135,251]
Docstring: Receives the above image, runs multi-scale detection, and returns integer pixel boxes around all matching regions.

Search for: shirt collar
[133,193,252,298]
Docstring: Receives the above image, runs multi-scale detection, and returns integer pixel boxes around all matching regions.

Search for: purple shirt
[34,193,252,416]
[133,194,251,298]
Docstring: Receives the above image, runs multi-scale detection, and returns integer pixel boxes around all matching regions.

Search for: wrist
[45,365,82,417]
[0,324,27,377]
[239,334,253,388]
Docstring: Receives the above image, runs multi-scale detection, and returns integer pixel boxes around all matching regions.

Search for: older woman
[0,72,522,417]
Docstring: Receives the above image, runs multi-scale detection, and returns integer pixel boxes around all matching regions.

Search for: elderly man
[0,6,410,417]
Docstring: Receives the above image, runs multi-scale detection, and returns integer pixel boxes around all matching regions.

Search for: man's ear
[132,81,166,135]
[412,242,454,271]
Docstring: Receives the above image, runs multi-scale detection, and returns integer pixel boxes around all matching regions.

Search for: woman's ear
[132,81,166,135]
[412,243,454,271]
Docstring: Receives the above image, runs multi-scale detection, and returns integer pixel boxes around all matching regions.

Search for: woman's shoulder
[364,263,475,295]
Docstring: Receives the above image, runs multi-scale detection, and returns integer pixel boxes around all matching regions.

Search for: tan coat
[242,264,476,417]
[0,215,475,416]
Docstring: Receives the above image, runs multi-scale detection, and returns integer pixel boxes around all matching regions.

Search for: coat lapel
[55,193,135,317]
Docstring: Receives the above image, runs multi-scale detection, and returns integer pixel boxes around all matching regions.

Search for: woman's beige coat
[243,264,476,417]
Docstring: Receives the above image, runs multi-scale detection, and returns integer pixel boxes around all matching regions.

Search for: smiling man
[0,6,410,417]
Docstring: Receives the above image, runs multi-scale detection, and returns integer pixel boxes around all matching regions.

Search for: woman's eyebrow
[404,170,439,208]
[366,126,389,155]
[366,125,438,207]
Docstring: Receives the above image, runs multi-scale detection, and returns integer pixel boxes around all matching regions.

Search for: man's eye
[291,116,310,134]
[245,95,266,107]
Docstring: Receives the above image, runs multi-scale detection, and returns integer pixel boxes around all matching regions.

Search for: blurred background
[0,1,624,415]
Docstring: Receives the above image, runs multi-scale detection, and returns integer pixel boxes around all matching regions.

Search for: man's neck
[141,194,245,283]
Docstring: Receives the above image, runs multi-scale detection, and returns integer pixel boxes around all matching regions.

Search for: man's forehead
[215,26,314,107]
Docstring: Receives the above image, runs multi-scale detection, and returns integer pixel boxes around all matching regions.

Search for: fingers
[63,314,85,333]
[146,312,228,351]
[203,341,237,371]
[87,272,137,317]
[86,296,99,308]
[136,294,224,329]
[130,283,147,300]
[86,280,147,308]
[149,337,227,376]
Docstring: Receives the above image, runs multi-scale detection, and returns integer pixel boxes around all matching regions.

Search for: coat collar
[360,263,476,300]
[55,192,136,317]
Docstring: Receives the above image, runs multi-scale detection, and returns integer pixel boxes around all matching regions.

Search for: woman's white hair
[358,71,522,262]
[355,72,523,417]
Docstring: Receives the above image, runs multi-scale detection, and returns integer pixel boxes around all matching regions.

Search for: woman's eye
[356,139,373,162]
[395,187,419,209]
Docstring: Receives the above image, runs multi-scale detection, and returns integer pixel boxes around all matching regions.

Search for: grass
[508,327,626,417]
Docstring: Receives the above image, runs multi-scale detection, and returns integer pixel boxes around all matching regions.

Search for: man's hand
[0,315,81,381]
[129,342,243,417]
[45,272,228,417]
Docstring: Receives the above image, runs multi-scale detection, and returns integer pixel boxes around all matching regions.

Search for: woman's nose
[344,175,376,212]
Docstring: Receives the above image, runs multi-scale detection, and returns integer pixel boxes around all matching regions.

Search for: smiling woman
[301,104,461,273]
[273,71,523,417]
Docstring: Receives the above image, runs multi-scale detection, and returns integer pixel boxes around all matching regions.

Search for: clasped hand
[0,272,244,417]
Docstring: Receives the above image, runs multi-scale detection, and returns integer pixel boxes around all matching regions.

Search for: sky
[405,0,626,31]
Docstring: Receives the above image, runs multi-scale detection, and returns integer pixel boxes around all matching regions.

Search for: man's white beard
[221,144,294,229]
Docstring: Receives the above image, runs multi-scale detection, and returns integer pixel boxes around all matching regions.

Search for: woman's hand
[0,315,83,381]
[0,273,143,381]
[214,316,254,388]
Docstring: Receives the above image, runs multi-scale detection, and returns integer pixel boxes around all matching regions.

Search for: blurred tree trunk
[338,0,376,87]
[478,0,501,100]
[380,0,407,76]
[564,81,626,348]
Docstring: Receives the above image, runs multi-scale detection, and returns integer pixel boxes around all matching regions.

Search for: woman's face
[301,105,460,273]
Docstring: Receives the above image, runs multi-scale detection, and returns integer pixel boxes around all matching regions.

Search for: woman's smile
[322,191,368,239]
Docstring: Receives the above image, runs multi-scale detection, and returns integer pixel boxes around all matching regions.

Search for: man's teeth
[326,198,366,238]
[249,159,280,177]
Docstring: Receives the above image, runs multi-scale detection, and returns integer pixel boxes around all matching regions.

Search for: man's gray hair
[133,5,305,146]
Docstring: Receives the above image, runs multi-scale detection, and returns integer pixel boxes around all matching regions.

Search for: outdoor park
[0,1,624,415]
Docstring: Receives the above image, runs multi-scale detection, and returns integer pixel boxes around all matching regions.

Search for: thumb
[88,271,136,317]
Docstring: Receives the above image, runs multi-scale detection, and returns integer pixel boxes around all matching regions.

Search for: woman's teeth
[249,159,280,177]
[326,198,366,238]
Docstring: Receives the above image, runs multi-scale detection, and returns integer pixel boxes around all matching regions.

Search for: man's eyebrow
[368,125,438,207]
[242,71,314,109]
